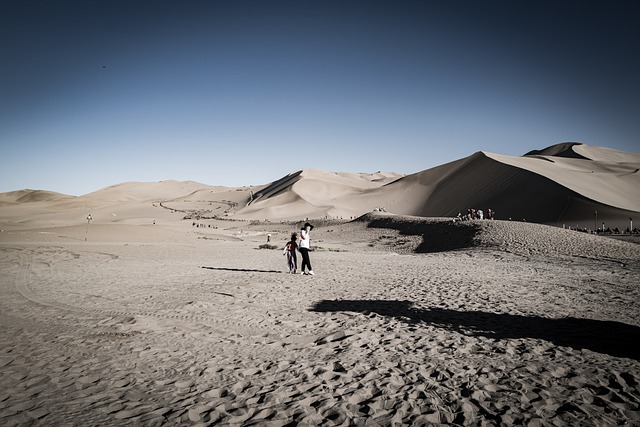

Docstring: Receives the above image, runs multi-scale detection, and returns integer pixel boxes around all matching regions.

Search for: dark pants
[299,247,312,272]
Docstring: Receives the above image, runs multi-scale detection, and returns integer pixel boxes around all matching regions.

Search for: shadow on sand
[309,299,640,360]
[202,266,281,274]
[361,214,480,252]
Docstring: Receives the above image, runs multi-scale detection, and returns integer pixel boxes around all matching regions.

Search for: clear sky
[1,1,639,196]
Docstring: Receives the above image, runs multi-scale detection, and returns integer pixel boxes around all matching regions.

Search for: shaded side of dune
[524,141,589,159]
[409,152,573,222]
[357,213,640,261]
[357,213,480,253]
[249,170,303,204]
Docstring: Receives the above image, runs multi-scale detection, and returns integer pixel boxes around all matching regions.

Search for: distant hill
[0,189,77,204]
[81,180,214,202]
[1,143,638,230]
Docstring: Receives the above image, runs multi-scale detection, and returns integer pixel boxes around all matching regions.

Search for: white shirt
[299,229,310,249]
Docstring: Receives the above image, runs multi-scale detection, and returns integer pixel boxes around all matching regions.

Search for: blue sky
[1,1,639,196]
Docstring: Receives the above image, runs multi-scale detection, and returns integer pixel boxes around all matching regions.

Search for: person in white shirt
[298,222,314,275]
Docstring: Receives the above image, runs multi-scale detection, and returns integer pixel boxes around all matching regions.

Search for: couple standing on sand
[283,222,314,275]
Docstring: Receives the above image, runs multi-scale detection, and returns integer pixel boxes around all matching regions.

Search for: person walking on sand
[283,232,298,274]
[298,222,314,275]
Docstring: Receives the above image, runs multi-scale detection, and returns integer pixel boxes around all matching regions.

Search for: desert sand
[1,143,639,425]
[1,211,639,426]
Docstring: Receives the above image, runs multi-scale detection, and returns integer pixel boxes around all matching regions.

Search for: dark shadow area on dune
[201,266,281,273]
[309,299,640,360]
[363,215,481,253]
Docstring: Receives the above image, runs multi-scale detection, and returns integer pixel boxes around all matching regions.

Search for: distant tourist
[299,222,314,275]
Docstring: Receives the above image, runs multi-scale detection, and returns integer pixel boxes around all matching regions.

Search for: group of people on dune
[457,208,495,221]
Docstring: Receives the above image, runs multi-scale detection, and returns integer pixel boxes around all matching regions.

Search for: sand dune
[239,170,403,220]
[233,142,639,229]
[1,143,637,231]
[486,151,639,212]
[526,142,640,163]
[249,169,380,206]
[370,150,638,226]
[0,189,77,204]
[82,180,213,202]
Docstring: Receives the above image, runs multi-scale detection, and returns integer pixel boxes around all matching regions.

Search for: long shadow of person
[202,266,281,273]
[309,299,640,360]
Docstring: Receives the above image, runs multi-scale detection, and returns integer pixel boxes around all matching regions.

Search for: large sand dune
[229,142,639,229]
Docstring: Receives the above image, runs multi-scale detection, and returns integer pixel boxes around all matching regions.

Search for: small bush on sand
[258,244,279,250]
